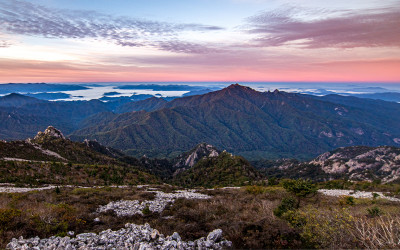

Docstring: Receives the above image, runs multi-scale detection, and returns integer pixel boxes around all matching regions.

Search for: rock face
[34,126,65,141]
[174,143,220,170]
[7,223,232,249]
[311,146,400,183]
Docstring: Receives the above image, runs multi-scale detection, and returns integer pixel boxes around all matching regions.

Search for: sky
[0,0,399,83]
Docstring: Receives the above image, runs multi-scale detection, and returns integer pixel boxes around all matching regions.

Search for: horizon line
[1,81,400,85]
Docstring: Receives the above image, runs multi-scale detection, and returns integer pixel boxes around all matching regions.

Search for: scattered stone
[150,229,160,240]
[0,185,57,193]
[207,229,222,242]
[0,184,129,194]
[319,189,400,202]
[7,223,232,250]
[97,190,211,217]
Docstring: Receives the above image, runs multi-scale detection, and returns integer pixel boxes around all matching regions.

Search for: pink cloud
[247,7,400,48]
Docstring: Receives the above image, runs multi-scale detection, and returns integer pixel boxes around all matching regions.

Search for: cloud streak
[0,0,223,53]
[0,40,10,47]
[246,6,400,48]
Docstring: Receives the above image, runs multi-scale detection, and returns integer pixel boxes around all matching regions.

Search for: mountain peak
[226,83,252,91]
[34,126,65,141]
[4,93,25,98]
[0,93,44,107]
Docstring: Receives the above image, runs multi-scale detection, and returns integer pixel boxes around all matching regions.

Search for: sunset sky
[0,0,399,83]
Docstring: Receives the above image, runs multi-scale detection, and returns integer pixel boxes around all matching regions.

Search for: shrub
[245,185,266,195]
[367,206,382,217]
[274,197,297,217]
[0,208,22,230]
[282,179,317,207]
[142,205,151,215]
[321,179,351,190]
[267,177,279,186]
[372,192,380,199]
[297,207,355,248]
[339,196,355,206]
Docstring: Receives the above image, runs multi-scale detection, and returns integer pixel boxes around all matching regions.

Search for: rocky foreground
[7,223,232,250]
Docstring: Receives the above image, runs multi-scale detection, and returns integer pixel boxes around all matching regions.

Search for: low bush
[274,197,297,217]
[339,196,355,206]
[245,185,267,195]
[367,206,383,217]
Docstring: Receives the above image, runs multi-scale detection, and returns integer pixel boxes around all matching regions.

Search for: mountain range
[2,126,400,185]
[0,126,262,187]
[1,84,400,160]
[71,84,400,159]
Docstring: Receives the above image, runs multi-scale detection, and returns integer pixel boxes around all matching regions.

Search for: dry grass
[0,186,156,247]
[352,215,400,249]
[1,185,400,249]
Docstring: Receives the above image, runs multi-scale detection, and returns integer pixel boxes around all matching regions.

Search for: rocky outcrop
[174,143,220,170]
[311,146,400,183]
[34,126,65,142]
[7,223,232,249]
[261,146,400,183]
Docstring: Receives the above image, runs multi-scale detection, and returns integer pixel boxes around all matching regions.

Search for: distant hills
[0,83,87,95]
[1,126,400,185]
[1,84,400,159]
[352,92,400,103]
[0,94,110,139]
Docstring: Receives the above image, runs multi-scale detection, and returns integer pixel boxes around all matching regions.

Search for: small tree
[282,179,317,208]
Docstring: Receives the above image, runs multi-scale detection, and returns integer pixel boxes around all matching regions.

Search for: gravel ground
[318,189,400,202]
[97,190,212,216]
[0,184,128,193]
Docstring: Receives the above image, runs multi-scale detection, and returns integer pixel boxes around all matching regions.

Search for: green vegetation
[172,152,261,188]
[71,85,400,160]
[282,179,317,208]
[367,206,383,217]
[274,197,297,217]
[0,160,159,186]
[142,205,151,215]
